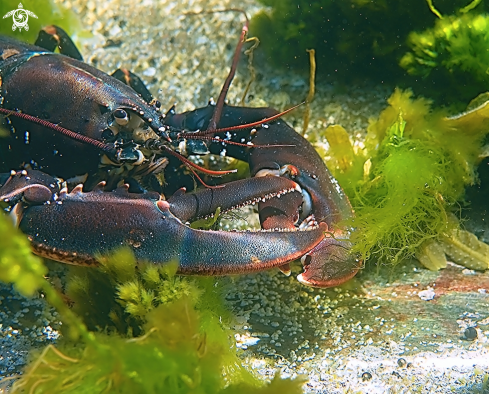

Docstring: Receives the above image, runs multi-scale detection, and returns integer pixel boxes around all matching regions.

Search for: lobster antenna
[159,144,237,176]
[178,164,224,189]
[188,103,304,136]
[0,108,113,153]
[159,144,234,189]
[184,9,250,133]
[0,108,237,183]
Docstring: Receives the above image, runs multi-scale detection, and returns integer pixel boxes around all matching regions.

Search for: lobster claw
[164,104,361,287]
[256,185,360,287]
[245,107,362,288]
[0,170,329,276]
[297,231,360,287]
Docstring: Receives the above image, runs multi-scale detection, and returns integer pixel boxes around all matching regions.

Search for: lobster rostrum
[0,24,360,287]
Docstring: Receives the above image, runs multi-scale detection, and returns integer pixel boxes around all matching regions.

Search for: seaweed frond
[11,297,302,394]
[400,13,489,88]
[327,89,489,269]
[0,214,47,297]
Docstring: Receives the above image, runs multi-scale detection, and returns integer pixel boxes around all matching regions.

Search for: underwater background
[1,0,489,393]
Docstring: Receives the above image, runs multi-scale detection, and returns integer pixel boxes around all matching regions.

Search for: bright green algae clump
[0,216,303,393]
[401,12,489,92]
[0,209,48,296]
[250,0,485,81]
[65,249,231,335]
[14,298,298,394]
[325,89,489,268]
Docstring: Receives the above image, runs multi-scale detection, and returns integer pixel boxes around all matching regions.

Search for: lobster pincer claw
[14,186,328,274]
[243,106,362,287]
[167,175,302,223]
[163,104,361,287]
[297,230,361,287]
[0,170,328,275]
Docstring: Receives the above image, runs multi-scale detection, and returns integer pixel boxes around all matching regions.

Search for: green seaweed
[190,207,221,229]
[65,248,233,336]
[350,114,458,263]
[250,0,483,81]
[0,215,97,343]
[0,0,81,42]
[325,89,489,267]
[400,12,489,98]
[0,211,47,297]
[11,297,301,394]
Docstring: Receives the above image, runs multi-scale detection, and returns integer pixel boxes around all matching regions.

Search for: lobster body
[0,35,164,179]
[0,28,360,287]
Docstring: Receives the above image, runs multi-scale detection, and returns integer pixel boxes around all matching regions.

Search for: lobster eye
[113,109,129,126]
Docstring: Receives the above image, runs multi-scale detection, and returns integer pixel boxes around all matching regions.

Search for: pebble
[418,287,436,301]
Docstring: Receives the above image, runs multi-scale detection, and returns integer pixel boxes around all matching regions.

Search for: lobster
[0,25,360,287]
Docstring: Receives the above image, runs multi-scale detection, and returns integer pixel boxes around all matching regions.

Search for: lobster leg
[165,105,361,287]
[35,25,83,60]
[1,170,325,275]
[111,69,154,103]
